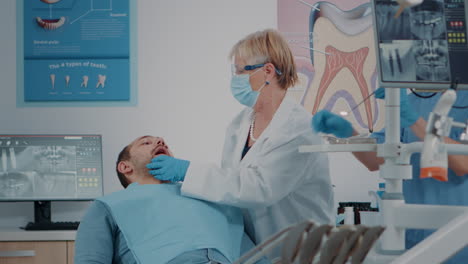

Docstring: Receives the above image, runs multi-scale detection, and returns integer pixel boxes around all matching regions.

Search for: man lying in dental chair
[75,135,268,264]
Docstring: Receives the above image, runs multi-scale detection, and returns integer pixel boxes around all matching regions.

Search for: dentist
[147,29,334,261]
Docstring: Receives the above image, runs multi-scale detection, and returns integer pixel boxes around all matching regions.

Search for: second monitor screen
[375,0,468,84]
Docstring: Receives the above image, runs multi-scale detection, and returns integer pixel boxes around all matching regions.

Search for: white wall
[0,0,380,227]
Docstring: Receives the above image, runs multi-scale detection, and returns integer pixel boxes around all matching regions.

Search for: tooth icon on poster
[81,76,89,88]
[50,74,55,89]
[47,74,107,89]
[65,75,70,88]
[96,75,106,88]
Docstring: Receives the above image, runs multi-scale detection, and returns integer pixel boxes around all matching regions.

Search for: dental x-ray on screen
[0,135,103,201]
[373,0,468,89]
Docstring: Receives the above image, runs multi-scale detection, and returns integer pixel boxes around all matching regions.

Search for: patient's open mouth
[153,146,168,157]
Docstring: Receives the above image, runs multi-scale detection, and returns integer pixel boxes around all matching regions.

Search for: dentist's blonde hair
[229,29,298,90]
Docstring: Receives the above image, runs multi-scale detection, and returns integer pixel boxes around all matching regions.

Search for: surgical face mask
[230,68,267,107]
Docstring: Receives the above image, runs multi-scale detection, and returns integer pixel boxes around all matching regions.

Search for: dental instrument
[339,90,377,117]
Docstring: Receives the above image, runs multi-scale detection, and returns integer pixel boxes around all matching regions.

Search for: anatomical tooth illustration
[96,75,107,88]
[81,76,89,88]
[40,0,63,3]
[298,1,381,132]
[50,74,56,89]
[65,75,70,88]
[36,17,66,30]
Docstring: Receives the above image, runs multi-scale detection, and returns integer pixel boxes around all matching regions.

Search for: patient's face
[128,136,173,170]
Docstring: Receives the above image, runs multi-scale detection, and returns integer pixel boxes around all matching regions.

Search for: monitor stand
[33,201,52,224]
[23,201,80,230]
[22,201,53,230]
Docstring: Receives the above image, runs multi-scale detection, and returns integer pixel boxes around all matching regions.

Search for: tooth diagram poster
[278,0,385,133]
[23,0,131,102]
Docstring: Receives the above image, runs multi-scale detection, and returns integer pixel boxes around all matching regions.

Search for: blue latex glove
[374,87,418,128]
[146,155,190,182]
[311,110,354,138]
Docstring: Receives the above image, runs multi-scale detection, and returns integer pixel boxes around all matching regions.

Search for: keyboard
[23,221,80,231]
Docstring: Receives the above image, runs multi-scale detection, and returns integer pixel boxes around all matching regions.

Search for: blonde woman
[147,29,334,261]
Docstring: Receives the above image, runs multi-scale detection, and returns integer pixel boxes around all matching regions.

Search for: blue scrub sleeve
[370,129,385,144]
[75,200,117,264]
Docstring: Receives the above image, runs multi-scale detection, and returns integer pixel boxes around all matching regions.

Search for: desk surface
[0,227,76,241]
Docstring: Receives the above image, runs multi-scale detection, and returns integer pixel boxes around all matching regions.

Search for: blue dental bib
[98,183,243,264]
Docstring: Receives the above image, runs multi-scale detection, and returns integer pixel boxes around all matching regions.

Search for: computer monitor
[372,0,468,90]
[0,135,103,224]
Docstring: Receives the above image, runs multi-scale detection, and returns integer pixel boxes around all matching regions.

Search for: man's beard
[131,158,153,177]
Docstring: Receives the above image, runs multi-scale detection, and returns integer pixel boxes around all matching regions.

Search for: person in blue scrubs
[312,88,468,263]
[75,136,267,264]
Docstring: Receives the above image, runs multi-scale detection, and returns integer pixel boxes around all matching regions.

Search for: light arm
[411,118,468,176]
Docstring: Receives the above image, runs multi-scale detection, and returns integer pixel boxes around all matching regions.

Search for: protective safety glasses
[231,63,282,76]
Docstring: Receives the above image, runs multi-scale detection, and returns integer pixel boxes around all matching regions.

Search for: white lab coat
[181,98,334,260]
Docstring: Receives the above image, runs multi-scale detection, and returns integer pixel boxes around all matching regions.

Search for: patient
[75,136,262,264]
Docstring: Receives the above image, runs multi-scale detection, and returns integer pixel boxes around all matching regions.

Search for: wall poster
[23,0,131,102]
[279,0,385,133]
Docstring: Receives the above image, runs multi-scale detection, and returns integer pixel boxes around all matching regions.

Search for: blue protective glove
[374,87,418,128]
[311,110,354,138]
[146,155,190,182]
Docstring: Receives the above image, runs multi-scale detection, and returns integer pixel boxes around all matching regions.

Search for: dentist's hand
[375,87,418,128]
[147,155,190,182]
[312,110,354,138]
